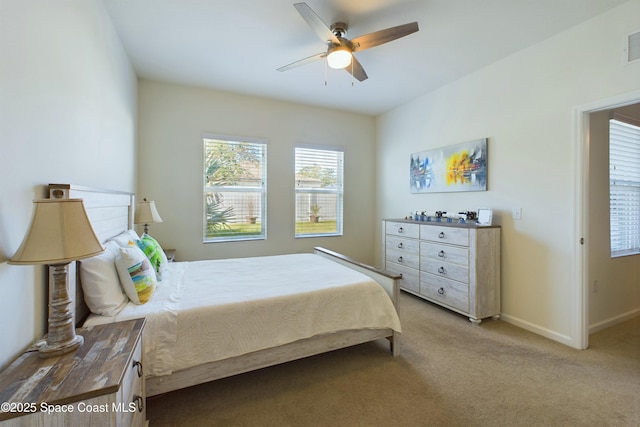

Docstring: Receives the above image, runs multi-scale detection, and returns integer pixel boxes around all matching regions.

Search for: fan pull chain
[324,59,328,86]
[351,60,354,86]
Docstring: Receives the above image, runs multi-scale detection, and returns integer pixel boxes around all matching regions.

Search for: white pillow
[79,241,128,316]
[116,244,157,304]
[110,229,141,247]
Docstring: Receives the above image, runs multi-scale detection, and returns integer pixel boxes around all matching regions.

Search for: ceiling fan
[277,2,419,82]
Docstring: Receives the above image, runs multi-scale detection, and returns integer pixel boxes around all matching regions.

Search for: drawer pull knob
[438,250,445,258]
[398,242,403,249]
[438,266,445,274]
[398,256,404,263]
[438,287,445,295]
[438,232,445,239]
[398,227,404,233]
[134,395,144,413]
[133,360,143,378]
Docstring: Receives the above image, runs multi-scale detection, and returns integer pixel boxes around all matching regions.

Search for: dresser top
[384,218,501,229]
[0,318,145,420]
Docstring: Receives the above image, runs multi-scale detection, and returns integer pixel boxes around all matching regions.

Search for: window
[295,145,344,237]
[609,115,640,257]
[203,135,266,242]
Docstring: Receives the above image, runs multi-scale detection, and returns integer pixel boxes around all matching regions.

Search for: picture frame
[410,138,488,193]
[476,208,493,226]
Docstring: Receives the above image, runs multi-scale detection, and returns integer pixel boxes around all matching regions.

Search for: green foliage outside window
[204,138,266,241]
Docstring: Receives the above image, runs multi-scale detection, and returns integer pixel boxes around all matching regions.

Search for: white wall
[137,80,376,263]
[0,0,137,369]
[588,104,640,331]
[375,0,640,347]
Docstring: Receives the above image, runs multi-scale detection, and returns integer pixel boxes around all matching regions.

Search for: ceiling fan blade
[277,52,327,72]
[344,55,368,82]
[351,22,419,52]
[294,2,340,44]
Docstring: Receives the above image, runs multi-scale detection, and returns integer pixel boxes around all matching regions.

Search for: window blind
[609,117,640,257]
[295,146,344,237]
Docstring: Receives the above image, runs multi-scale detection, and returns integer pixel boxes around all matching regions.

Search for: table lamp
[9,199,104,357]
[134,198,163,234]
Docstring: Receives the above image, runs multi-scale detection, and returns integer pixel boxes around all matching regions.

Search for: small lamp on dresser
[9,199,104,358]
[135,198,163,234]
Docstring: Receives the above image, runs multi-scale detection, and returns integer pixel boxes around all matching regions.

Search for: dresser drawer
[421,258,469,283]
[386,235,420,253]
[420,225,469,246]
[420,273,469,313]
[386,247,419,269]
[386,221,419,239]
[385,262,419,294]
[420,242,469,266]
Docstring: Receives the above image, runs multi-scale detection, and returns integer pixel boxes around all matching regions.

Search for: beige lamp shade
[9,199,104,265]
[134,198,163,225]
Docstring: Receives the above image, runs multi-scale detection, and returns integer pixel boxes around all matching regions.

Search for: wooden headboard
[48,184,135,326]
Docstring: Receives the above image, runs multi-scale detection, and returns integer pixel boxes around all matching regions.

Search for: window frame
[202,134,267,243]
[609,114,640,258]
[294,144,344,238]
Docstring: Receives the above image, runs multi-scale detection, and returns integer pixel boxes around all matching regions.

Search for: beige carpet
[147,292,640,426]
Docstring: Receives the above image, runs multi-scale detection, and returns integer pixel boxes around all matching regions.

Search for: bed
[48,184,401,397]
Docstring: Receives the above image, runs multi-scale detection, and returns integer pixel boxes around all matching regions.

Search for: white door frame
[573,89,640,349]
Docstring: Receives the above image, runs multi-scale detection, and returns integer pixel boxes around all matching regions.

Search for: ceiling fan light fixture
[278,3,419,82]
[327,46,352,69]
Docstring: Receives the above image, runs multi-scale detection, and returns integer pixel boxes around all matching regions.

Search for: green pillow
[136,234,166,280]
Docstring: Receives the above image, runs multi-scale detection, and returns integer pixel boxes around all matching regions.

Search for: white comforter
[84,253,401,376]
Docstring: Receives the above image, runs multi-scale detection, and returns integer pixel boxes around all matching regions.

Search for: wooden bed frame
[49,184,401,397]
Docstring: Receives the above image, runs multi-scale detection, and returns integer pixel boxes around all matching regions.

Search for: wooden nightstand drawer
[118,334,145,427]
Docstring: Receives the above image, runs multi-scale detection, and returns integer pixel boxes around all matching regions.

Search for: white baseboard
[589,308,640,334]
[500,313,576,348]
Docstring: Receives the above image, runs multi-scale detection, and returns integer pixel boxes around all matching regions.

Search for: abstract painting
[410,138,487,193]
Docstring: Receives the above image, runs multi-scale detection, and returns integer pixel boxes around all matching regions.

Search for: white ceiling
[103,0,628,116]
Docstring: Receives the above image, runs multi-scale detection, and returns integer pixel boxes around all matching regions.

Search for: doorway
[575,90,640,349]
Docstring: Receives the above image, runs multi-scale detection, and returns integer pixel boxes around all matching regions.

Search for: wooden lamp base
[39,263,83,358]
[38,335,83,358]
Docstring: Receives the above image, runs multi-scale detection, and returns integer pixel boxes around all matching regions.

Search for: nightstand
[0,318,146,427]
[164,249,176,262]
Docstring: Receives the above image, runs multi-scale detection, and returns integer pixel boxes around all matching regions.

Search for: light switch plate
[512,207,522,220]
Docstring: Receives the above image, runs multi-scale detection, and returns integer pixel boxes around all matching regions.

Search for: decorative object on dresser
[410,138,488,194]
[134,198,163,234]
[8,198,104,357]
[383,219,501,324]
[0,319,146,426]
[476,208,493,226]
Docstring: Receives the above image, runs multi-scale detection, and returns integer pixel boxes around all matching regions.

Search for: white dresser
[383,219,501,324]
